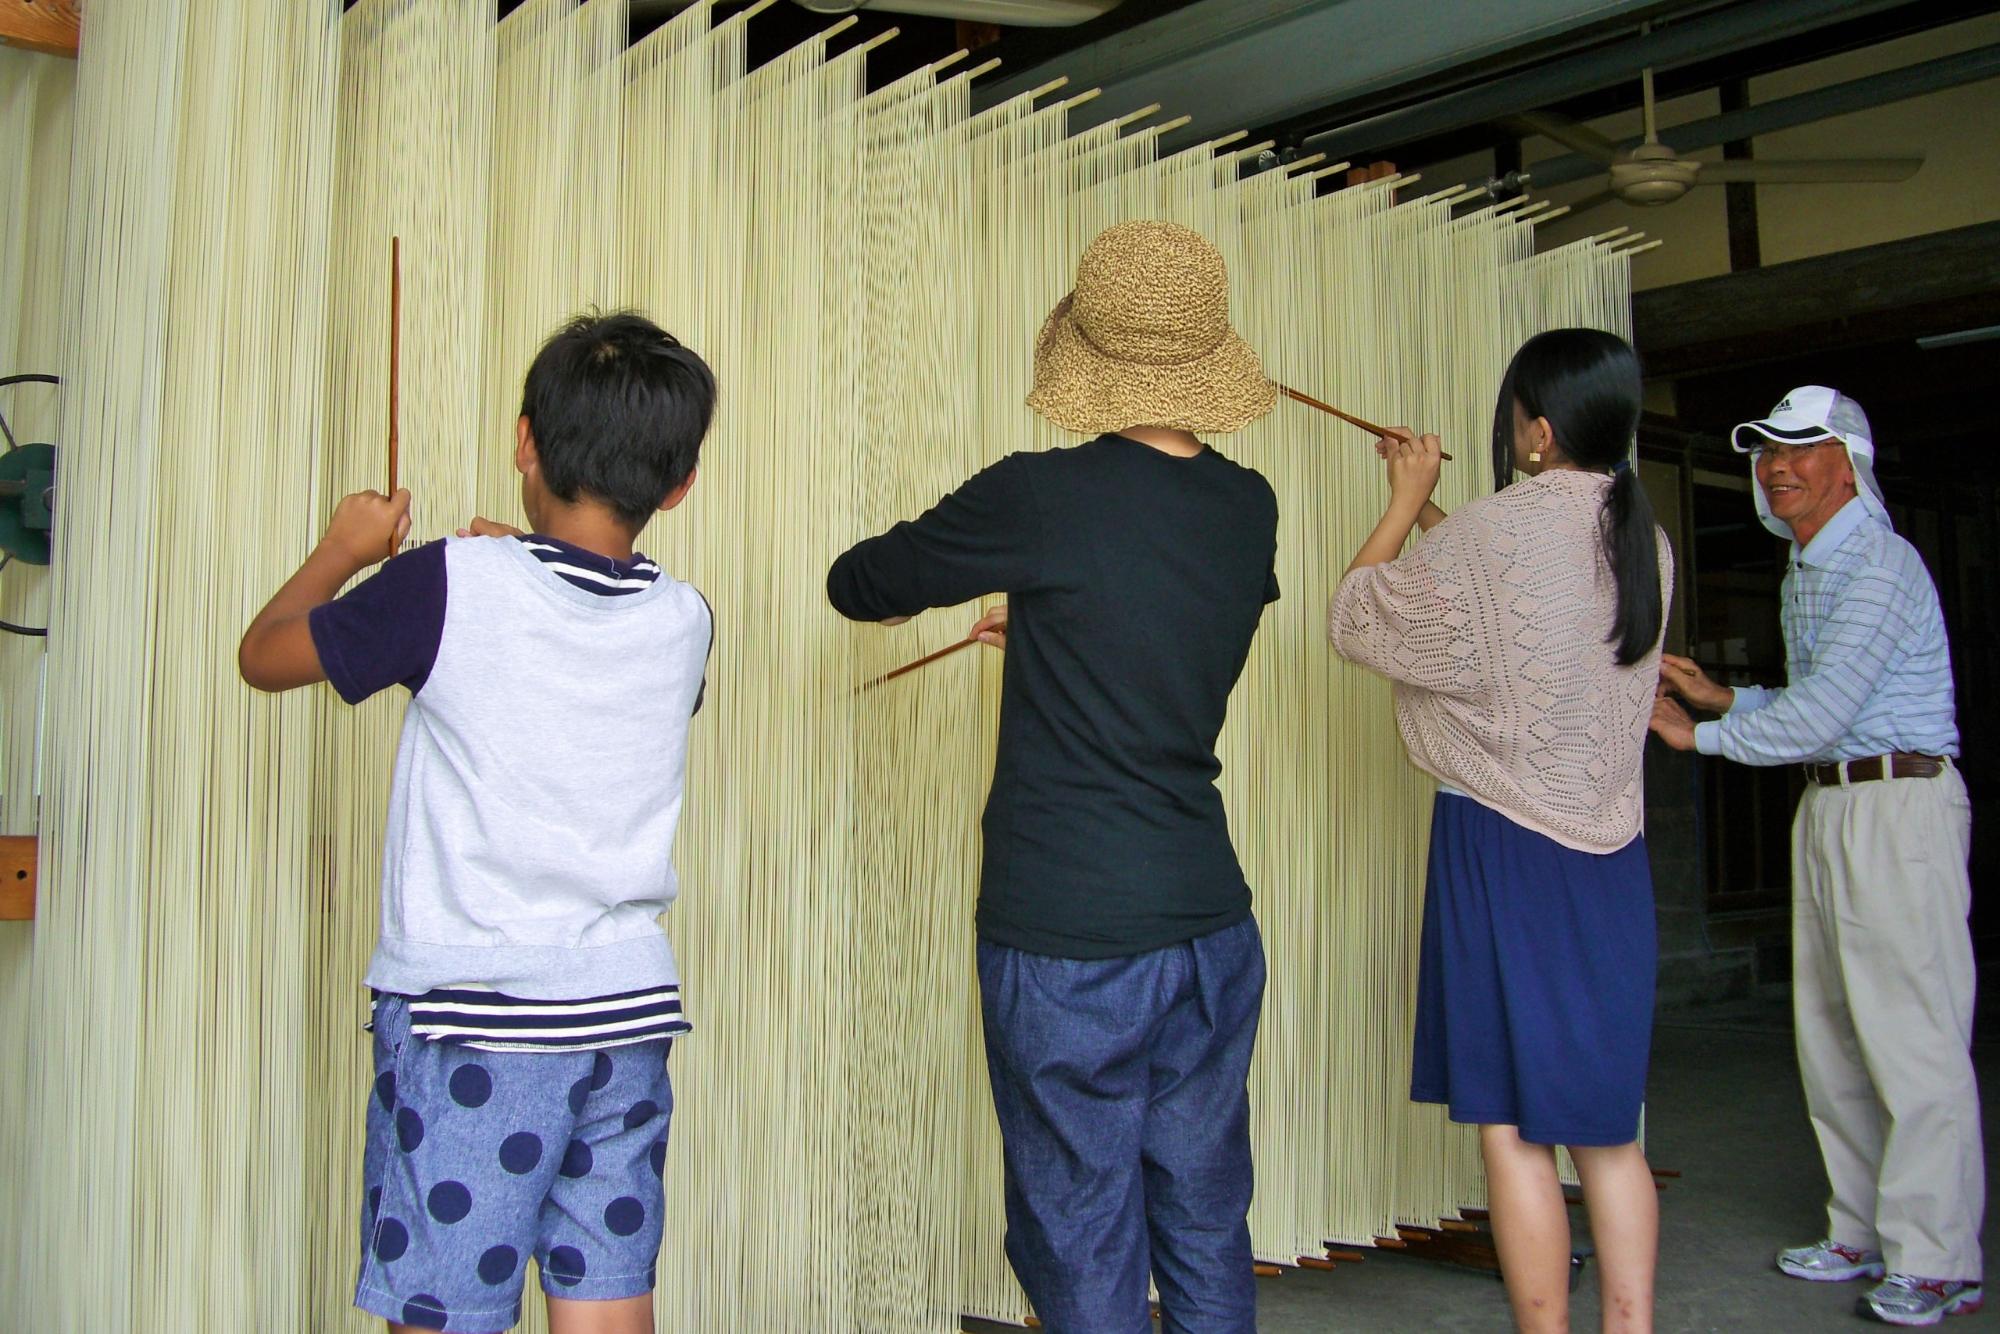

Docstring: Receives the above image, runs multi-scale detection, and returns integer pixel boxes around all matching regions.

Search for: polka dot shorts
[355,993,672,1333]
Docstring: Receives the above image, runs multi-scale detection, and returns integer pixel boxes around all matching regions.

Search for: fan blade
[1503,111,1622,165]
[1695,157,1923,185]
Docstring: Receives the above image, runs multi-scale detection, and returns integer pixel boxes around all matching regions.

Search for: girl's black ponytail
[1494,330,1661,665]
[1601,458,1661,665]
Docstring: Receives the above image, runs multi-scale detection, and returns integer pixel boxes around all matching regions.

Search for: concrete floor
[1249,1006,1999,1332]
[971,1000,1999,1332]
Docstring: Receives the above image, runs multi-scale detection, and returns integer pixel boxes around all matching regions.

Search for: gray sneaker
[1776,1239,1887,1282]
[1859,1275,1983,1326]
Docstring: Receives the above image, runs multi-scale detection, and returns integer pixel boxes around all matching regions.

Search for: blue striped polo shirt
[1695,498,1957,766]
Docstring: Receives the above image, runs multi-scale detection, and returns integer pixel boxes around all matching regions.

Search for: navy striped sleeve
[307,540,447,704]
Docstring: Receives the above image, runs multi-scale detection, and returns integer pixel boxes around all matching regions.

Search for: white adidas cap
[1731,385,1888,538]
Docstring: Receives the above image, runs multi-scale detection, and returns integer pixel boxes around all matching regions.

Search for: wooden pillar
[1346,160,1398,188]
[1720,79,1761,272]
[956,19,1002,52]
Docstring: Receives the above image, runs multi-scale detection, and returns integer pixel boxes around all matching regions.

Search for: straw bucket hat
[1026,220,1277,435]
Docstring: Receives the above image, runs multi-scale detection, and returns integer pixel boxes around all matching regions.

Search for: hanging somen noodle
[0,1,1643,1328]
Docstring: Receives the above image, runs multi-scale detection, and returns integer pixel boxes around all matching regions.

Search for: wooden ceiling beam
[0,0,80,60]
[1634,222,2000,378]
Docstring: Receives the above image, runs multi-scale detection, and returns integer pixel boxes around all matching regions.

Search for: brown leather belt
[1803,753,1946,786]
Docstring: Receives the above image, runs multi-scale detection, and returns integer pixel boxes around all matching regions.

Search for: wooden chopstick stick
[388,236,401,491]
[1279,383,1384,434]
[855,635,979,693]
[387,235,402,559]
[1278,383,1453,460]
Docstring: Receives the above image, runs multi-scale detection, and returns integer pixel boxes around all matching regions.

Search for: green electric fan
[0,373,56,637]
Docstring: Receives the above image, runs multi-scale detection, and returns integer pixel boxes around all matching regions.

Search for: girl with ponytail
[1331,329,1672,1333]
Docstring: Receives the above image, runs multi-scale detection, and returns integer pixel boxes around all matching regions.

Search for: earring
[1528,447,1542,464]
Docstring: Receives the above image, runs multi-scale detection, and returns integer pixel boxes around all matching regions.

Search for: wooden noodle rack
[0,833,36,920]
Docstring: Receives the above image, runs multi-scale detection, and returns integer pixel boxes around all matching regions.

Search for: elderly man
[1652,386,1981,1326]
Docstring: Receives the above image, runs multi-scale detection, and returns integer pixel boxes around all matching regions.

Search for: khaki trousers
[1793,762,1983,1280]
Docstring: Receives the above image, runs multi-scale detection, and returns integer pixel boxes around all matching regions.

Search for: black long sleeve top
[827,434,1280,959]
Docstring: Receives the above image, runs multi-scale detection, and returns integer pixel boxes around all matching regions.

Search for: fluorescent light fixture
[1917,324,2000,350]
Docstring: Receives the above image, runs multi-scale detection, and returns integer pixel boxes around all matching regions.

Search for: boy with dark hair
[240,311,716,1334]
[826,220,1280,1333]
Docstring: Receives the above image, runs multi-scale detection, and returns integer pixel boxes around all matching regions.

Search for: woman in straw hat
[828,220,1279,1333]
[1331,329,1671,1334]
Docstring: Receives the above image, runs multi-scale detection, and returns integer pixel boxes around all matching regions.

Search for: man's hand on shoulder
[456,516,525,539]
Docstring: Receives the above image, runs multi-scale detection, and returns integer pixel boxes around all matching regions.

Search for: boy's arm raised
[239,489,411,693]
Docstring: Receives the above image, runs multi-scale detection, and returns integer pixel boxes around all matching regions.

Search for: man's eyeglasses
[1750,437,1840,464]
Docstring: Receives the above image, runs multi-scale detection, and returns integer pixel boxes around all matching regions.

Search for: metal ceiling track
[978,0,1929,158]
[1299,0,1922,157]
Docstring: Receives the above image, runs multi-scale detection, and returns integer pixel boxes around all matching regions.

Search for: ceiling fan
[1505,67,1924,215]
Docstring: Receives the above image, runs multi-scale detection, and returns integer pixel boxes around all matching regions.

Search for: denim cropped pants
[977,916,1266,1334]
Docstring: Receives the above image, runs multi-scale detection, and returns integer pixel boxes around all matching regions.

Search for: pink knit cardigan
[1329,469,1674,853]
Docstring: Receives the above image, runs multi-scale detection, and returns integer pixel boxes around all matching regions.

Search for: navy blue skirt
[1411,793,1656,1147]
